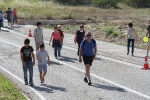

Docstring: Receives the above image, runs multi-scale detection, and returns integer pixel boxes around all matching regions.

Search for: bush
[92,0,118,8]
[52,0,91,5]
[122,0,150,8]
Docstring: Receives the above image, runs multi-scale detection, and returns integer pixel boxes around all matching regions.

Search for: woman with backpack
[79,32,97,86]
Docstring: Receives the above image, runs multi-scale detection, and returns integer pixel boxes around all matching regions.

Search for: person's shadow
[32,84,66,93]
[58,56,78,63]
[92,83,126,92]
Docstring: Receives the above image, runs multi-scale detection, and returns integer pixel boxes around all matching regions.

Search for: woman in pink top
[13,8,17,24]
[49,26,61,59]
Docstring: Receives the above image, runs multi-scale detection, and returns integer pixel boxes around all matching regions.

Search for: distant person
[0,12,3,31]
[146,20,150,57]
[20,39,35,86]
[57,25,64,57]
[34,22,43,52]
[13,8,17,24]
[36,44,50,84]
[79,32,97,86]
[74,25,85,55]
[5,7,12,26]
[127,23,137,56]
[0,9,2,14]
[49,26,61,59]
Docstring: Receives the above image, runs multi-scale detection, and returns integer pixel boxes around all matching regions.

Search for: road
[0,24,150,100]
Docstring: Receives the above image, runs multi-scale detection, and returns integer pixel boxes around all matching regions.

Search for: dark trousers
[77,42,81,55]
[127,39,135,54]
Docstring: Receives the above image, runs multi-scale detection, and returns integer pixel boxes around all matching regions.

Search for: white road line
[2,27,142,69]
[0,65,46,100]
[1,38,150,99]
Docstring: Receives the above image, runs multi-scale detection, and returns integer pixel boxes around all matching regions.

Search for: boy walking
[36,44,50,84]
[20,39,35,86]
[34,22,43,52]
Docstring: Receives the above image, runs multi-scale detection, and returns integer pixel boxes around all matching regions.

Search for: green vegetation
[0,73,26,100]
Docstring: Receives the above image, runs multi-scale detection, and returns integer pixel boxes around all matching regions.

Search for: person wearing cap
[74,25,85,56]
[57,25,64,57]
[34,22,43,52]
[79,32,97,86]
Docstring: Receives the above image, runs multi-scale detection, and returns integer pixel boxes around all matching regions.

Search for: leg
[131,39,135,54]
[77,42,81,55]
[23,64,28,84]
[28,61,33,85]
[36,42,40,52]
[58,47,61,57]
[54,42,58,58]
[85,64,91,79]
[40,72,43,83]
[127,39,131,55]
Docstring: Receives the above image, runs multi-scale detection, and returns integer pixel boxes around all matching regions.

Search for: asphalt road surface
[0,24,150,100]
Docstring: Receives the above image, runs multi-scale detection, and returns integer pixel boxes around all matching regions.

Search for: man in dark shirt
[5,7,12,26]
[20,39,35,86]
[74,25,85,55]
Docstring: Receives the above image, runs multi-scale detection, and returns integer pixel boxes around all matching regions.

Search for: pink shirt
[13,10,17,16]
[52,31,60,40]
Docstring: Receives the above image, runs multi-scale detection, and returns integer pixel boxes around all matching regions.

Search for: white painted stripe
[1,27,142,69]
[0,66,46,100]
[1,39,150,99]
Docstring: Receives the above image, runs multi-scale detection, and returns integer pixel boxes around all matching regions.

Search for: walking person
[5,7,12,26]
[34,22,43,52]
[20,39,35,86]
[0,8,2,14]
[36,44,50,84]
[74,25,85,56]
[79,32,97,86]
[57,25,64,57]
[0,12,3,32]
[127,23,137,56]
[146,20,150,57]
[13,8,17,24]
[49,26,61,59]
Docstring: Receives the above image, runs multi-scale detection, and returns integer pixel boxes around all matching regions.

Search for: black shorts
[83,55,94,66]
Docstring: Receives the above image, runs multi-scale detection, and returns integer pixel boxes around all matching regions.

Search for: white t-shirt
[34,28,43,42]
[128,28,135,39]
[36,50,49,65]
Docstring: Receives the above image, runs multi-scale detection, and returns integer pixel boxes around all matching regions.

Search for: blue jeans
[53,42,61,57]
[23,61,33,83]
[127,39,135,54]
[58,41,63,56]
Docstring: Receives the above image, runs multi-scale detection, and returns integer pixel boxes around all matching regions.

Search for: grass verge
[0,73,26,100]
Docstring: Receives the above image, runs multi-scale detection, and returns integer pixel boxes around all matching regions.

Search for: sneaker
[88,79,92,86]
[127,52,129,55]
[29,83,34,86]
[84,77,88,83]
[25,82,28,85]
[55,57,58,59]
[43,78,45,84]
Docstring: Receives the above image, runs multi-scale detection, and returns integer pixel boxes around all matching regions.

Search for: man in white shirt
[34,22,43,52]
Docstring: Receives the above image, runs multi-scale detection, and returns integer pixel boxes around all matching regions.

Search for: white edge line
[1,39,150,100]
[2,27,142,69]
[0,40,46,100]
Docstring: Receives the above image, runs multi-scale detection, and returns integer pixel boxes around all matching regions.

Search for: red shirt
[52,31,60,40]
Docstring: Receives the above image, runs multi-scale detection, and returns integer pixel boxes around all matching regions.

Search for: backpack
[82,39,96,51]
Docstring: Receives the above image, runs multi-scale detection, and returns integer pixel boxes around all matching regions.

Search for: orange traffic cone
[141,56,149,70]
[28,29,32,37]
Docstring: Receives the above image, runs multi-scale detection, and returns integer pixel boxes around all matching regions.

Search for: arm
[31,52,35,66]
[146,30,149,37]
[47,56,50,66]
[79,48,82,63]
[74,35,77,44]
[20,52,26,67]
[93,47,97,60]
[49,34,52,45]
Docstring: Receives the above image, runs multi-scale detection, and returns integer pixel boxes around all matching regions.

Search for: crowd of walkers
[0,7,18,31]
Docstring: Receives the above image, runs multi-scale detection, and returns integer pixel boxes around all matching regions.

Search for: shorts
[83,55,94,66]
[38,64,47,72]
[147,38,150,47]
[7,18,11,23]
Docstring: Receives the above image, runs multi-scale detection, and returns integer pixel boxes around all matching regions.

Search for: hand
[79,57,82,63]
[49,42,51,46]
[32,61,35,66]
[48,61,50,66]
[37,57,40,61]
[22,62,26,67]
